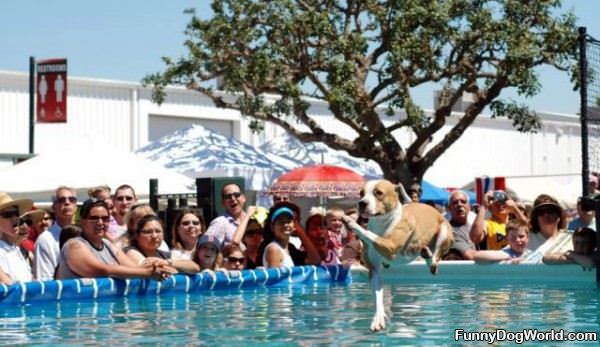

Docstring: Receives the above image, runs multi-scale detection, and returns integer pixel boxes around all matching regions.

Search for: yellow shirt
[485,219,508,250]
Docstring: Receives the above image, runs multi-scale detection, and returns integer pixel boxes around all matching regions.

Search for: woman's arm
[123,247,146,265]
[171,259,201,274]
[473,250,510,263]
[293,223,321,265]
[0,267,12,285]
[264,244,281,268]
[542,252,572,265]
[64,240,164,279]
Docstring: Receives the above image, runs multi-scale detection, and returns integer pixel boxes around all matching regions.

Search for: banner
[36,58,67,123]
[475,176,506,205]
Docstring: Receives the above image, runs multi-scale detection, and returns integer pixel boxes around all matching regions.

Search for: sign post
[36,59,67,123]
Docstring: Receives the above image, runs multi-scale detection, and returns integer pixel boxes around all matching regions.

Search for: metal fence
[579,27,600,196]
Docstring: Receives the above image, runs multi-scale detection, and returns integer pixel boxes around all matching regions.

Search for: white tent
[259,133,383,179]
[0,146,194,201]
[136,125,297,192]
[505,176,582,207]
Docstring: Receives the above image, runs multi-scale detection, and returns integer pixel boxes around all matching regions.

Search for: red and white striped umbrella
[267,164,364,198]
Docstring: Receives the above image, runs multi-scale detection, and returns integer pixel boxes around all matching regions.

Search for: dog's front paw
[370,312,387,332]
[341,215,361,230]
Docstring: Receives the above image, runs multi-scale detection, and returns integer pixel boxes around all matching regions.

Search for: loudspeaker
[196,177,245,223]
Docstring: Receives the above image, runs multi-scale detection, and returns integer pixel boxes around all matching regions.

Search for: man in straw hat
[0,192,34,284]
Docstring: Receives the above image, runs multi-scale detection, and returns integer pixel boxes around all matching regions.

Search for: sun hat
[20,208,46,224]
[0,192,33,216]
[271,206,295,222]
[531,194,562,217]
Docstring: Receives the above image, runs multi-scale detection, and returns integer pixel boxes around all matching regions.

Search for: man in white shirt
[34,186,77,280]
[206,184,247,247]
[0,192,34,284]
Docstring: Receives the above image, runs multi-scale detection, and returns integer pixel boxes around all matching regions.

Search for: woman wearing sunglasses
[170,209,206,261]
[56,200,175,281]
[0,192,34,285]
[526,194,571,258]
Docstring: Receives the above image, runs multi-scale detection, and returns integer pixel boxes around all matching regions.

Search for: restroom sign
[36,59,67,123]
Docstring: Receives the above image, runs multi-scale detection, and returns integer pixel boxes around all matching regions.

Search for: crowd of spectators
[0,178,597,285]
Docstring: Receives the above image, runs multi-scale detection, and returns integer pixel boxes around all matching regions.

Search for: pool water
[1,280,599,346]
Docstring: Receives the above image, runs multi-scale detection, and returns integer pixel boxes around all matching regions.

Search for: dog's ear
[395,183,412,204]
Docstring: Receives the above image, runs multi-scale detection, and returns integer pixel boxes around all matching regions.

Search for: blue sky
[1,0,598,114]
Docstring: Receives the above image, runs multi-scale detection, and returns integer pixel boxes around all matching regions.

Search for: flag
[475,176,506,205]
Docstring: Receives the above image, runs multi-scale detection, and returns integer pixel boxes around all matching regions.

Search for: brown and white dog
[342,179,453,332]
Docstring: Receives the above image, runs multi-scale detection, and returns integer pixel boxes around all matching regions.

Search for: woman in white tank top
[261,204,321,268]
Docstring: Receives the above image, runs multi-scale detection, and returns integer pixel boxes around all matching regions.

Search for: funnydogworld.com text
[454,329,597,344]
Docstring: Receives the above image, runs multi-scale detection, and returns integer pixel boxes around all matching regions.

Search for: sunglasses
[245,229,262,236]
[0,209,19,219]
[116,196,134,202]
[18,219,33,227]
[223,192,242,200]
[57,196,77,204]
[181,220,200,226]
[538,209,559,217]
[227,256,245,263]
[87,215,110,223]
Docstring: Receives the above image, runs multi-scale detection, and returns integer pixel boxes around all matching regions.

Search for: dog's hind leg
[428,222,452,275]
[369,265,387,332]
[421,246,434,270]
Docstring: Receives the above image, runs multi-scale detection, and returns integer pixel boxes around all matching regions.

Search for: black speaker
[196,177,245,223]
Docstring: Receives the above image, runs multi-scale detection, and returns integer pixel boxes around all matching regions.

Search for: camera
[579,196,596,212]
[492,190,507,203]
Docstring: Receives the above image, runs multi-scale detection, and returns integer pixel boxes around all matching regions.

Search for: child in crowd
[474,219,531,264]
[325,206,345,256]
[193,234,222,272]
[543,227,596,269]
[222,244,246,271]
[305,209,340,265]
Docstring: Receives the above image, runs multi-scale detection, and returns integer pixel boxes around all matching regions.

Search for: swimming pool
[1,267,598,346]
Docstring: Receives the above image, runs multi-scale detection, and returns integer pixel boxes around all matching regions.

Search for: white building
[0,70,584,201]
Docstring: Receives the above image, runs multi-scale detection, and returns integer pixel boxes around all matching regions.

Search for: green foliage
[146,0,578,184]
[490,100,541,132]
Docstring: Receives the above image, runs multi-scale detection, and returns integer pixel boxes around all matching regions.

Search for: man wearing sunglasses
[112,184,138,236]
[206,183,247,247]
[34,186,78,280]
[0,192,34,285]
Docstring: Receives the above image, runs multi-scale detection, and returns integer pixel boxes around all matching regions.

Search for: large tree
[144,0,578,186]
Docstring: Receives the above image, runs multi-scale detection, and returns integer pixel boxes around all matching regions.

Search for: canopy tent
[136,125,296,192]
[504,176,581,206]
[260,133,473,205]
[0,147,194,202]
[259,133,382,179]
